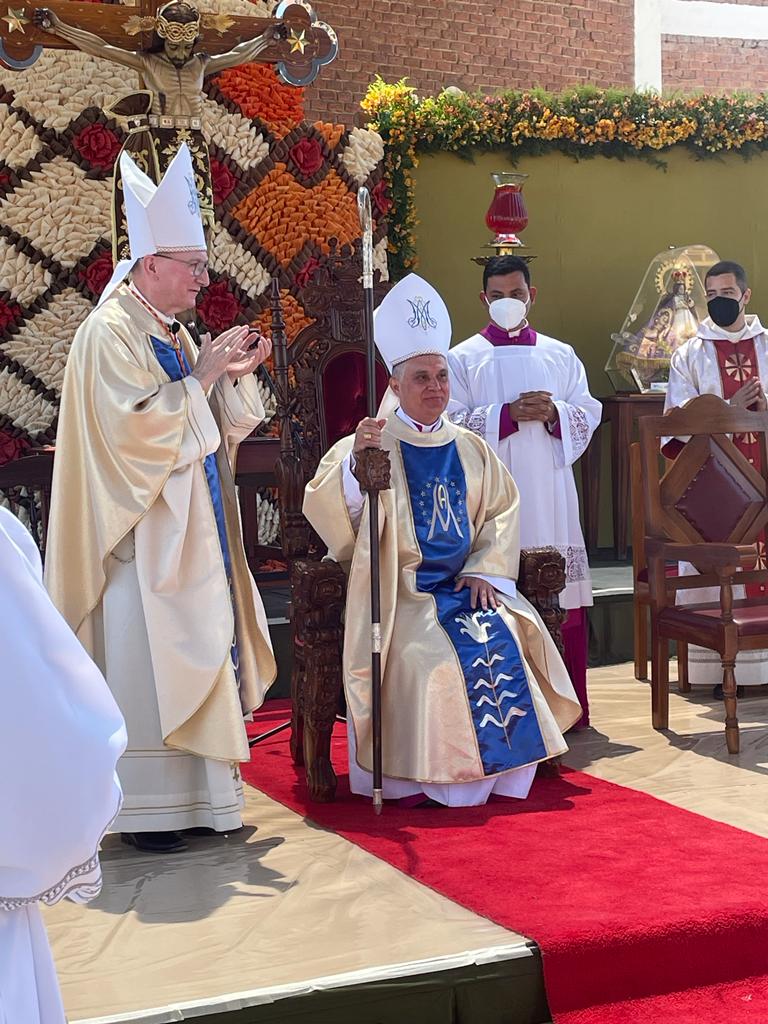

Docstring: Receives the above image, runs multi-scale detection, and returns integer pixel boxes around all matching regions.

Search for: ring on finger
[364,432,372,440]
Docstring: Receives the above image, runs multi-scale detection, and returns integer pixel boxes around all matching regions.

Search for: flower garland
[362,79,768,280]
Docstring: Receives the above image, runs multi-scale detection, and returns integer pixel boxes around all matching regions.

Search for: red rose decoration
[372,179,392,216]
[289,138,324,178]
[295,257,319,289]
[211,158,237,205]
[197,281,242,333]
[0,297,21,333]
[73,124,122,171]
[80,253,113,297]
[0,429,28,466]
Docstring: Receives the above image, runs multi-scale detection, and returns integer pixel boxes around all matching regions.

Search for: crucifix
[0,0,337,83]
[0,0,338,259]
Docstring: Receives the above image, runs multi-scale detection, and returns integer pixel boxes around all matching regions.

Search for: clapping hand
[226,331,271,382]
[191,325,270,391]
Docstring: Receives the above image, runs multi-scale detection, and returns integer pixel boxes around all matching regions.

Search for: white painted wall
[634,0,768,90]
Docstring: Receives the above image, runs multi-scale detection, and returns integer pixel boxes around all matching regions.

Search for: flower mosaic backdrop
[0,0,389,470]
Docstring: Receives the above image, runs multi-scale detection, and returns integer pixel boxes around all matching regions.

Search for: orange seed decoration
[234,165,361,266]
[214,63,305,137]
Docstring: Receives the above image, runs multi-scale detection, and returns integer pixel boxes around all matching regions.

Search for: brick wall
[663,35,768,91]
[304,0,634,125]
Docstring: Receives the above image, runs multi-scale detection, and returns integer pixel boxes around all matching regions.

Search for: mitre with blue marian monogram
[99,142,207,306]
[374,273,452,371]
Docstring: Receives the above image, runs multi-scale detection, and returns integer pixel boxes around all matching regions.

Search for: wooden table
[581,393,666,560]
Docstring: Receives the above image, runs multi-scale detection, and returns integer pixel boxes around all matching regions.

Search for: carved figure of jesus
[34,0,282,256]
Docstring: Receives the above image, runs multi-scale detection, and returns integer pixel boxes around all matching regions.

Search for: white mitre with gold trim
[374,273,452,371]
[99,143,207,306]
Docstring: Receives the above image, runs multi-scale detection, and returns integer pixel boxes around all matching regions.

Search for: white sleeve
[665,347,701,412]
[662,347,701,447]
[446,351,504,452]
[175,377,221,469]
[341,452,366,531]
[214,372,266,446]
[550,350,602,468]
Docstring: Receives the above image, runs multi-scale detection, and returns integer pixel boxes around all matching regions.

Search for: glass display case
[605,244,720,393]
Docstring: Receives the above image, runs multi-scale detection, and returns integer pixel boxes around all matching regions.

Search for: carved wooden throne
[268,246,569,803]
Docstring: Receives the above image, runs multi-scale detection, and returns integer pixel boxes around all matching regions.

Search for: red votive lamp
[485,171,528,248]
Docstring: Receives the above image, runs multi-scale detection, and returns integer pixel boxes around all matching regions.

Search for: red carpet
[243,703,768,1022]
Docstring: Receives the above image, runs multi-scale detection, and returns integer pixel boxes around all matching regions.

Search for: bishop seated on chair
[302,275,582,808]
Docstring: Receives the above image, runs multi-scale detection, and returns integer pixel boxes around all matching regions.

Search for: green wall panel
[413,148,768,393]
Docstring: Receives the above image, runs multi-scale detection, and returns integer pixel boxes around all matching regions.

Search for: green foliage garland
[362,79,768,280]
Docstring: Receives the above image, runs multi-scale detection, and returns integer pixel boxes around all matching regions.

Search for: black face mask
[707,295,742,328]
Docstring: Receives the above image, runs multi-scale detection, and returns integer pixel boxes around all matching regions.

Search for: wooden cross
[0,0,337,85]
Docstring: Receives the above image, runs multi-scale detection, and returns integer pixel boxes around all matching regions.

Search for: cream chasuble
[303,415,582,798]
[447,330,601,610]
[45,285,276,831]
[665,315,768,687]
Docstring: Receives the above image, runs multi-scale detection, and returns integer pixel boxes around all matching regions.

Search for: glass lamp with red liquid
[472,171,532,265]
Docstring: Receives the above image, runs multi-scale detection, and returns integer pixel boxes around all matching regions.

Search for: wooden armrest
[289,558,346,633]
[519,547,566,604]
[645,539,752,576]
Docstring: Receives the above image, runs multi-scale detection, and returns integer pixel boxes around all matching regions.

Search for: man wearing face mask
[665,259,768,698]
[448,255,602,728]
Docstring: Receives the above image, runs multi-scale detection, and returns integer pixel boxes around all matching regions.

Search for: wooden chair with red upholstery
[267,246,573,802]
[630,441,688,688]
[638,394,768,754]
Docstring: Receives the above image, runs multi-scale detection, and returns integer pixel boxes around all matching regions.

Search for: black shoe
[121,831,188,853]
[536,757,562,778]
[713,684,745,700]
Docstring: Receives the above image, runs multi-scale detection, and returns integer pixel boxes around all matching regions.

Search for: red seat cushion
[637,565,680,585]
[658,598,768,640]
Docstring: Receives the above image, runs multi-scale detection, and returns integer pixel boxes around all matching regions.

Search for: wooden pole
[357,187,383,814]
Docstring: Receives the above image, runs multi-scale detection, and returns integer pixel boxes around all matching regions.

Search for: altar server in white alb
[303,275,582,808]
[45,145,276,855]
[664,259,768,698]
[0,507,126,1024]
[448,255,601,727]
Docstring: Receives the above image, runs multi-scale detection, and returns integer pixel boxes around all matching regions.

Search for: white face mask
[487,297,528,332]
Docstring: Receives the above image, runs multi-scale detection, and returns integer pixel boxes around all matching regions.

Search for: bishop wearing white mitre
[45,145,276,853]
[303,275,582,807]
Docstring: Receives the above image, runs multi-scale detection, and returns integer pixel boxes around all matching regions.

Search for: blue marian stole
[150,336,240,681]
[399,439,546,773]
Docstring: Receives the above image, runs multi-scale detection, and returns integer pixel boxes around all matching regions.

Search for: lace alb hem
[558,544,589,583]
[449,406,489,438]
[0,788,121,910]
[567,407,591,460]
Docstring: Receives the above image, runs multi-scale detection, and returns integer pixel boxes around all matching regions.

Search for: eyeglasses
[155,254,209,278]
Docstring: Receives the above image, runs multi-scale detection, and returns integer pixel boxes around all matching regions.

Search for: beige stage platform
[46,665,768,1024]
[46,786,532,1024]
[566,665,768,839]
